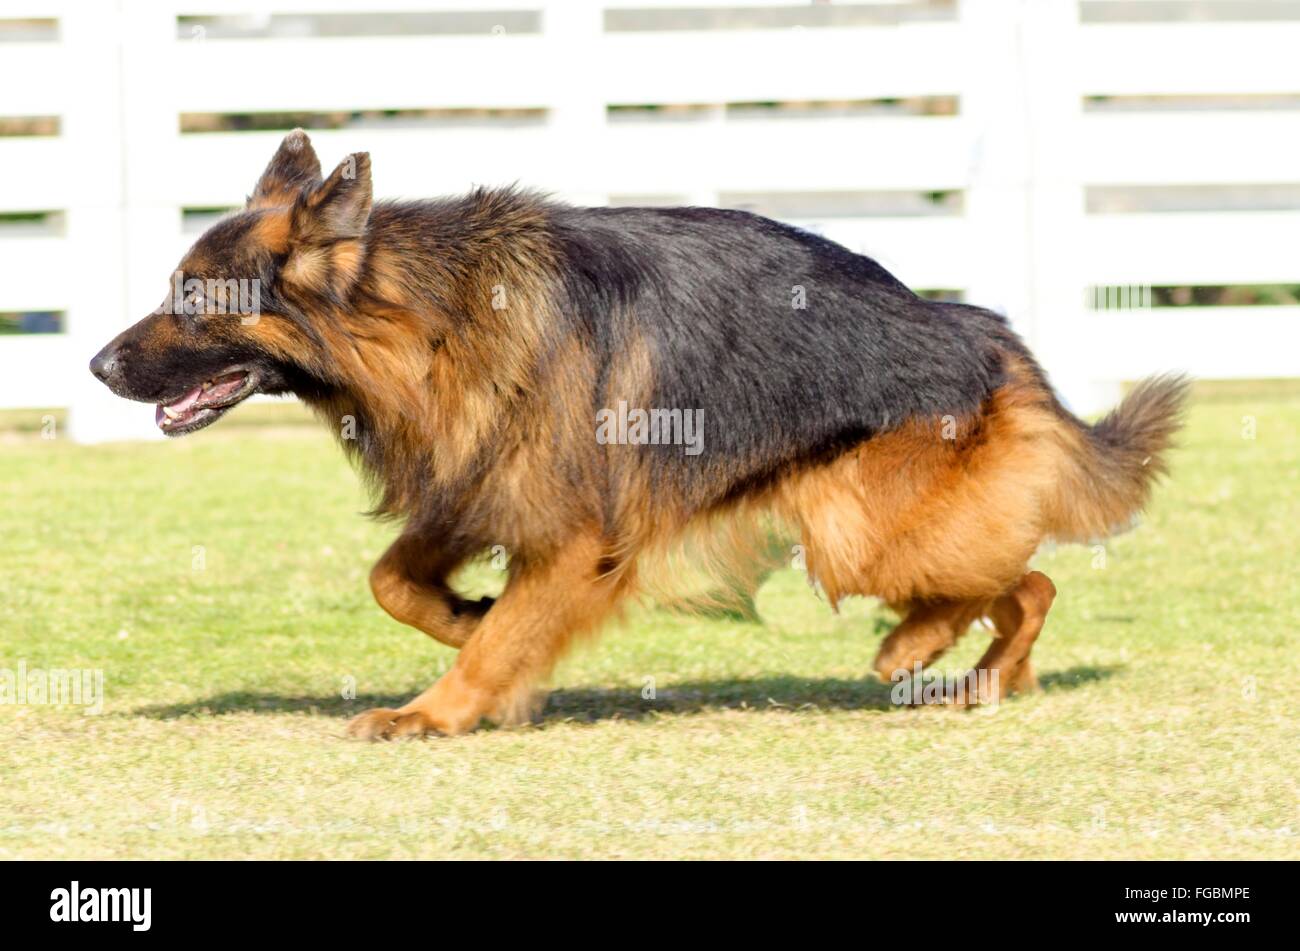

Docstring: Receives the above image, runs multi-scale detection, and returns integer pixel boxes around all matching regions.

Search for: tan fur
[368,536,490,649]
[281,245,329,288]
[629,360,1064,610]
[771,361,1062,606]
[251,209,292,252]
[349,527,631,738]
[1044,375,1189,541]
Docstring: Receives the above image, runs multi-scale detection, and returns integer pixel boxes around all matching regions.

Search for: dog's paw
[346,707,438,741]
[873,644,923,683]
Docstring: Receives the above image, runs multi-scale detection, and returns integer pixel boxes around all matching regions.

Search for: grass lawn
[1,385,1297,860]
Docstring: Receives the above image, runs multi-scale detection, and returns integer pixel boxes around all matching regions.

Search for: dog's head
[89,130,372,435]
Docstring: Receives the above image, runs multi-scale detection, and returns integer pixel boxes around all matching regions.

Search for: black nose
[89,347,118,382]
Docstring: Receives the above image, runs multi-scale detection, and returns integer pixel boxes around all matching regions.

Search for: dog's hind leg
[975,570,1056,699]
[873,574,1055,700]
[349,530,627,739]
[369,536,492,649]
[872,599,987,682]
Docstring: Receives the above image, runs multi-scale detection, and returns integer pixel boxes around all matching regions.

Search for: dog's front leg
[348,530,624,739]
[368,536,493,649]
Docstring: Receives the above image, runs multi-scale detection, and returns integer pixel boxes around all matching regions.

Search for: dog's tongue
[155,384,203,427]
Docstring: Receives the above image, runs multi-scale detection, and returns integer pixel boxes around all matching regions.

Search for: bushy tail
[1047,374,1192,542]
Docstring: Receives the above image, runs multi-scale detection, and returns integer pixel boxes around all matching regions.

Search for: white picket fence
[1,0,1298,441]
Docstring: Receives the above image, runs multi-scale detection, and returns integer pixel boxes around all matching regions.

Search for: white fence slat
[0,45,70,115]
[168,117,974,202]
[1087,213,1300,287]
[1090,308,1300,381]
[0,337,74,409]
[1083,113,1300,186]
[158,0,541,14]
[0,237,71,310]
[173,36,556,113]
[0,139,80,210]
[1079,23,1300,96]
[602,24,965,103]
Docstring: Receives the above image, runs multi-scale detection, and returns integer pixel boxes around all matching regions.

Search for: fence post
[542,0,608,206]
[961,0,1033,337]
[67,1,181,442]
[61,2,153,443]
[961,0,1113,415]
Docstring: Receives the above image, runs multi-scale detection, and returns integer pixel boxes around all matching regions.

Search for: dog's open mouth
[155,369,256,435]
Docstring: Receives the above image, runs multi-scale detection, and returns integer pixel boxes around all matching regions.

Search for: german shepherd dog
[91,131,1188,738]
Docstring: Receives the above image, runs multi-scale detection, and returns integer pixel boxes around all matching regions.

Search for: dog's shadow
[131,665,1120,725]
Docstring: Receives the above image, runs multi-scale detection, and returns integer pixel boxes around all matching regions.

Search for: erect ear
[279,153,372,294]
[292,152,372,242]
[247,129,322,210]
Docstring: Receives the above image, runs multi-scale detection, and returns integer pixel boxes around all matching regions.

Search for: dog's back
[552,204,1006,496]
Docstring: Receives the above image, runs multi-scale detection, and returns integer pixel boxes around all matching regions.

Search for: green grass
[1,386,1297,859]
